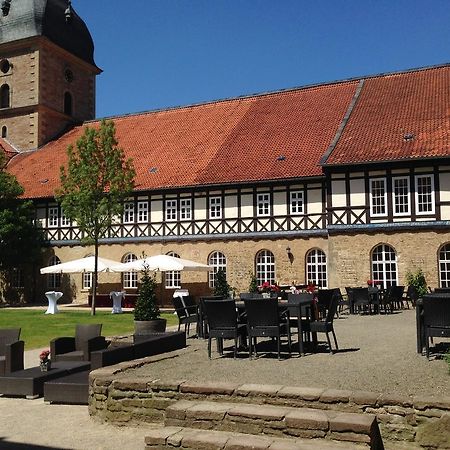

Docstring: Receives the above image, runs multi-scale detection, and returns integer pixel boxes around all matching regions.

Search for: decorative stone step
[164,400,383,449]
[145,426,369,450]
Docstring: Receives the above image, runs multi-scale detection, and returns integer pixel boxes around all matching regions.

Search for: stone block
[377,394,413,407]
[227,404,288,421]
[187,402,230,420]
[112,378,149,391]
[235,384,283,397]
[277,386,324,401]
[151,379,185,391]
[181,428,230,449]
[416,413,450,449]
[165,400,195,420]
[350,390,380,407]
[320,389,352,403]
[144,427,183,445]
[413,396,450,411]
[329,412,375,434]
[181,381,239,395]
[285,408,329,430]
[328,431,371,444]
[225,433,272,449]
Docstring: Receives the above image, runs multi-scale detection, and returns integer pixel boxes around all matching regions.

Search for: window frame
[137,200,148,223]
[123,202,135,224]
[257,193,271,217]
[369,177,387,217]
[306,248,327,288]
[255,250,275,286]
[208,251,227,288]
[122,253,138,289]
[371,244,398,289]
[392,176,410,216]
[180,198,192,221]
[439,243,450,288]
[290,190,304,215]
[47,256,62,289]
[415,174,435,215]
[165,252,181,289]
[48,207,59,228]
[165,199,177,222]
[209,196,222,219]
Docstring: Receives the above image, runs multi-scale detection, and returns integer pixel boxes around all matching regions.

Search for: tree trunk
[92,240,98,316]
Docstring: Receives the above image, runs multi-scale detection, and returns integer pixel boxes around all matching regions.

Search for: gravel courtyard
[123,309,450,398]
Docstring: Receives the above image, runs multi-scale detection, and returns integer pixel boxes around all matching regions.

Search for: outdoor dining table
[109,291,125,314]
[235,297,316,356]
[44,291,63,314]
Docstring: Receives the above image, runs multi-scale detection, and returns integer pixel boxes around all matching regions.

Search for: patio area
[121,308,450,398]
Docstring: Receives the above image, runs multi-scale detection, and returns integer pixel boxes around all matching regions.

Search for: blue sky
[75,1,450,119]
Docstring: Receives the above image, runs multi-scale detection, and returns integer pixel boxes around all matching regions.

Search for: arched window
[64,92,72,116]
[208,251,227,288]
[371,244,397,289]
[255,250,275,286]
[48,256,61,289]
[438,244,450,287]
[165,252,181,289]
[306,249,327,288]
[1,126,7,138]
[0,84,10,108]
[122,253,137,289]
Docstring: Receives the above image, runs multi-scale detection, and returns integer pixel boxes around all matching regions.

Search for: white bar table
[44,291,63,314]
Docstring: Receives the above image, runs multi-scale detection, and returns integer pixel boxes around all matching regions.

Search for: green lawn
[0,309,178,350]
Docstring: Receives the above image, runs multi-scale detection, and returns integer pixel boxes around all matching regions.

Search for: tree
[134,264,160,321]
[56,120,135,315]
[0,151,42,278]
[214,268,231,298]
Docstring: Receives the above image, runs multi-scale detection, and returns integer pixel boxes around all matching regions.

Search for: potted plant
[214,268,232,298]
[249,273,259,294]
[134,264,167,336]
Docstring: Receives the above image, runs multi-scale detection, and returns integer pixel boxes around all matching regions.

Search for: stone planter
[134,318,167,336]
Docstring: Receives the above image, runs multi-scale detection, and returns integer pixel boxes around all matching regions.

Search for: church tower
[0,0,100,151]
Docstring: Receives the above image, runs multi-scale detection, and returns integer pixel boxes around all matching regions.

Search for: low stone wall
[89,352,450,449]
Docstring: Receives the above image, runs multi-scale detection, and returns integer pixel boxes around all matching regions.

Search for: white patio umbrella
[110,254,212,273]
[40,256,121,274]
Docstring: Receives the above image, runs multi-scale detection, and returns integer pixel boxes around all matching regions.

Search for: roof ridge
[86,62,450,124]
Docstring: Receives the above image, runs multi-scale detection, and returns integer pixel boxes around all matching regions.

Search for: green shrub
[406,268,428,297]
[214,268,231,298]
[445,349,450,374]
[134,265,160,321]
[249,273,259,293]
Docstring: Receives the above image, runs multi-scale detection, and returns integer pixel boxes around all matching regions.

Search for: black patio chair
[351,287,371,314]
[50,324,108,362]
[422,295,450,359]
[287,293,314,352]
[405,285,419,308]
[203,299,247,359]
[172,295,199,336]
[0,328,24,375]
[244,298,291,360]
[316,289,335,319]
[306,291,340,354]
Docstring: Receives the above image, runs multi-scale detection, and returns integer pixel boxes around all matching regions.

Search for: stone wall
[89,353,450,449]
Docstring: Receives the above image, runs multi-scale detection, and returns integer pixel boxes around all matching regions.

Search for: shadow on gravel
[0,438,69,450]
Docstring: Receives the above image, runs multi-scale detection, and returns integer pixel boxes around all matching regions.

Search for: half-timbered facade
[1,3,450,305]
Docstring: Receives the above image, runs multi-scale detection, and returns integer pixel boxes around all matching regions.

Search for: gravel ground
[123,309,450,398]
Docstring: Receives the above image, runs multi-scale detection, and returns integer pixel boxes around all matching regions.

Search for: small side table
[45,291,63,314]
[110,291,124,314]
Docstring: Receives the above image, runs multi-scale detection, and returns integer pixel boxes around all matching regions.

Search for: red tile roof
[6,64,450,199]
[7,81,358,199]
[324,65,450,165]
[0,137,18,163]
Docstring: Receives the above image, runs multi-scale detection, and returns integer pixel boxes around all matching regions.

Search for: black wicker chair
[0,328,24,375]
[244,298,291,360]
[316,289,335,319]
[351,287,371,314]
[422,295,450,359]
[307,291,340,354]
[239,292,263,300]
[405,285,419,308]
[50,324,108,362]
[204,299,247,359]
[172,295,199,336]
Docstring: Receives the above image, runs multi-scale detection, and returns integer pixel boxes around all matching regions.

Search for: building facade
[1,2,450,305]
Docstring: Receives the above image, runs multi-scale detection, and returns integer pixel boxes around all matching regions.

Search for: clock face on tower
[64,68,74,83]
